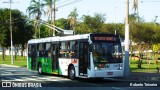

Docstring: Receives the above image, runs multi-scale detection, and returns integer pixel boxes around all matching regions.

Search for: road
[0,65,160,90]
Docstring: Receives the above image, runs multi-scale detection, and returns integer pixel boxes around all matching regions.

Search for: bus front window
[93,42,122,64]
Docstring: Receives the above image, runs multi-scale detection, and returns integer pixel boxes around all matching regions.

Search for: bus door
[79,42,89,76]
[52,44,59,74]
[31,45,37,70]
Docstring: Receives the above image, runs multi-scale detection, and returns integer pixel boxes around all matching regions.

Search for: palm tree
[43,0,53,36]
[43,0,59,36]
[43,0,53,20]
[132,0,139,21]
[68,7,78,35]
[27,0,45,38]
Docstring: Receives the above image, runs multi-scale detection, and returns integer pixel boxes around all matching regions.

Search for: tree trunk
[14,46,17,60]
[138,53,142,68]
[9,47,11,57]
[21,44,24,57]
[2,46,5,60]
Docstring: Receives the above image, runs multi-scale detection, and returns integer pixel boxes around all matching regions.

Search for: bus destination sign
[93,36,117,42]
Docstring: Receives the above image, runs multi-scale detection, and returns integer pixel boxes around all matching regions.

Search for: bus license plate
[107,72,113,75]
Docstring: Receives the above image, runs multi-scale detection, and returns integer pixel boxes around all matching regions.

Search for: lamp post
[3,0,14,64]
[53,0,56,36]
[124,0,130,76]
[10,0,13,64]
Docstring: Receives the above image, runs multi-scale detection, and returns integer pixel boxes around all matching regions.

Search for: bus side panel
[46,57,52,74]
[58,58,68,76]
[58,58,79,77]
[39,57,52,74]
[28,57,32,70]
[72,59,79,77]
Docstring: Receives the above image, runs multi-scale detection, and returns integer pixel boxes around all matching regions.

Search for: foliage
[153,44,160,52]
[68,7,78,34]
[76,13,106,34]
[56,18,70,30]
[39,24,50,38]
[0,8,34,60]
[27,0,45,38]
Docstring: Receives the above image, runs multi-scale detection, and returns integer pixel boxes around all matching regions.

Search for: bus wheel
[69,66,75,80]
[38,64,42,75]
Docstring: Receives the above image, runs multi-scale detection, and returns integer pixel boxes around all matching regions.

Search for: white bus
[27,33,124,79]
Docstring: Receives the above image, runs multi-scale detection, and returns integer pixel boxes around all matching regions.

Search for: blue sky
[0,0,160,23]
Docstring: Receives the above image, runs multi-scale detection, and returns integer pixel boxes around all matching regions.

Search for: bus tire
[38,64,42,75]
[69,65,75,80]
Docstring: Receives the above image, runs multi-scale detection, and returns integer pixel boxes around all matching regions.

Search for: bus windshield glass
[92,42,122,63]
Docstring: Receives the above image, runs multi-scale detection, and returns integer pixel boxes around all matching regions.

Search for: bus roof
[27,33,119,44]
[28,34,90,44]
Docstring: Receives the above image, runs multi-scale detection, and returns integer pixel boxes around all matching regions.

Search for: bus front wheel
[69,66,75,80]
[38,64,42,75]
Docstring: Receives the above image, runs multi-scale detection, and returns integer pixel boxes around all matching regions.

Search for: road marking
[21,76,42,81]
[1,75,71,82]
[112,87,126,90]
[1,77,25,81]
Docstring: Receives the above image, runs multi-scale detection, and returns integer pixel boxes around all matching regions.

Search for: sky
[0,0,160,23]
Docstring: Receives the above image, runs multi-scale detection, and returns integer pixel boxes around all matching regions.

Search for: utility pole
[124,0,130,76]
[3,0,14,64]
[10,0,13,64]
[50,0,53,36]
[39,0,41,38]
[114,7,117,35]
[53,0,56,36]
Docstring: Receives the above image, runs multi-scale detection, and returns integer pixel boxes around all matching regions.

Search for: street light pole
[53,0,56,36]
[3,0,14,64]
[10,0,13,64]
[124,0,130,76]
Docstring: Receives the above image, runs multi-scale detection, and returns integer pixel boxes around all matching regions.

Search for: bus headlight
[95,67,98,70]
[95,67,101,70]
[119,64,123,70]
[120,66,122,70]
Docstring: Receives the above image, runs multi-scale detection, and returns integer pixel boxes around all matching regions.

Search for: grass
[130,59,160,72]
[0,55,27,67]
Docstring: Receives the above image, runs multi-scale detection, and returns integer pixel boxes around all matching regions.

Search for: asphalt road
[0,64,160,90]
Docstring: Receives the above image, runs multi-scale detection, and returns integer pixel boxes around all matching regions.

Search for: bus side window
[28,45,32,57]
[46,43,51,57]
[70,41,78,58]
[38,43,44,57]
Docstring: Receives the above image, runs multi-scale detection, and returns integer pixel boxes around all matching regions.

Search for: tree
[43,0,59,36]
[27,0,45,38]
[0,8,10,60]
[43,0,53,36]
[0,8,34,59]
[132,0,139,21]
[56,18,70,30]
[102,23,124,36]
[68,7,78,34]
[76,13,106,34]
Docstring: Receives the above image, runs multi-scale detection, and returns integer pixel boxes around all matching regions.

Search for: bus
[27,33,124,80]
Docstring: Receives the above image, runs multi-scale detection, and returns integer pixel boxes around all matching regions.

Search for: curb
[0,64,24,68]
[115,77,160,81]
[0,64,38,75]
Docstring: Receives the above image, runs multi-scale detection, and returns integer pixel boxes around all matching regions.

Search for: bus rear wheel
[69,66,75,80]
[38,64,42,75]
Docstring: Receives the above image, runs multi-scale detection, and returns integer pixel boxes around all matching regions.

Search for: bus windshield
[92,42,122,63]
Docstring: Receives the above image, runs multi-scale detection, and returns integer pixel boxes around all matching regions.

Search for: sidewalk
[117,72,160,81]
[0,64,22,68]
[0,64,38,75]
